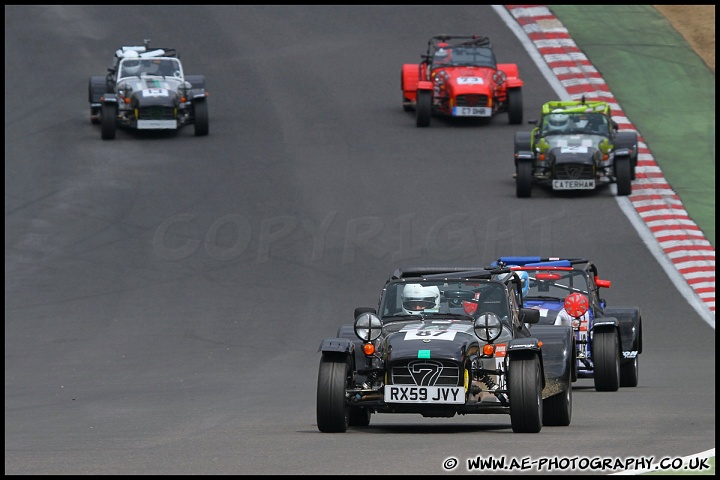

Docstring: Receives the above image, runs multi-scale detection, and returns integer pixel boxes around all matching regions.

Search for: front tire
[507,88,523,125]
[508,354,542,433]
[516,161,533,198]
[316,354,350,432]
[416,89,431,127]
[193,99,209,136]
[100,104,117,140]
[615,156,632,196]
[593,330,620,391]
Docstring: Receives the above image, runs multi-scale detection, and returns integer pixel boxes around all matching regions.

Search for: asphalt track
[4,5,715,475]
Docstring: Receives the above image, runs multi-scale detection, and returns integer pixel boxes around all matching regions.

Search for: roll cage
[423,35,497,70]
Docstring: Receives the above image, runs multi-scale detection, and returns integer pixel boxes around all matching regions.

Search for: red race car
[401,35,523,127]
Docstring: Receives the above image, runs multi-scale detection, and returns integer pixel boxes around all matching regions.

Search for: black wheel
[401,71,413,112]
[542,386,572,426]
[543,351,572,426]
[516,161,533,198]
[348,406,371,427]
[620,356,639,387]
[193,99,209,136]
[571,341,578,382]
[508,355,542,433]
[402,95,413,112]
[90,107,100,125]
[507,88,523,125]
[316,354,350,433]
[416,89,431,127]
[615,156,632,196]
[592,330,620,392]
[100,103,117,140]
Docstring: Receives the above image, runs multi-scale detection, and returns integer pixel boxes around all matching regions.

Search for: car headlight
[474,312,503,342]
[354,312,382,342]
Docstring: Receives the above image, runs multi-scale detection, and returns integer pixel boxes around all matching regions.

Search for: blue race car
[489,257,642,391]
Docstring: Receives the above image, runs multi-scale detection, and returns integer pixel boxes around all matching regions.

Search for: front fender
[592,316,619,333]
[318,337,355,355]
[417,80,433,91]
[101,93,119,105]
[189,89,207,100]
[507,337,545,389]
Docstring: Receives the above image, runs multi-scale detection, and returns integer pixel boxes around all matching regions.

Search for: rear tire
[516,161,533,198]
[508,355,542,433]
[620,356,639,387]
[542,386,572,426]
[416,89,431,127]
[401,71,413,112]
[100,104,117,140]
[593,330,620,392]
[543,352,572,426]
[193,99,209,136]
[316,354,350,433]
[348,406,371,427]
[507,88,523,125]
[90,107,100,125]
[615,156,632,196]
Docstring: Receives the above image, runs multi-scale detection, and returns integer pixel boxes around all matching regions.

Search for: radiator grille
[555,163,594,180]
[138,105,175,120]
[390,359,461,386]
[455,94,489,108]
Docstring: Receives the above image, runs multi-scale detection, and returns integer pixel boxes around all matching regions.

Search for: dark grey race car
[316,265,575,433]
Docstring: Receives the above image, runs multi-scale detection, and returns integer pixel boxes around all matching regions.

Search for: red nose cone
[564,292,589,318]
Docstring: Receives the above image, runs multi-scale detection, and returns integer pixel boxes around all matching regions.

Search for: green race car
[513,98,638,197]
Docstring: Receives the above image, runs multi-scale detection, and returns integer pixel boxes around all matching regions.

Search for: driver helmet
[401,284,440,315]
[564,292,589,318]
[547,110,570,132]
[435,42,451,62]
[122,50,141,75]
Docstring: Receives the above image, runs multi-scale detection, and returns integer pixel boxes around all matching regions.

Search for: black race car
[316,265,574,433]
[88,40,209,139]
[490,257,642,391]
[513,98,638,197]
